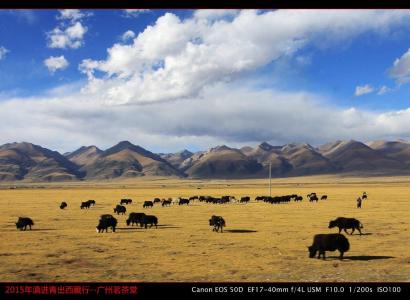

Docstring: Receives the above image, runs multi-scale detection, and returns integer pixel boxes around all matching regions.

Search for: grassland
[0,175,409,282]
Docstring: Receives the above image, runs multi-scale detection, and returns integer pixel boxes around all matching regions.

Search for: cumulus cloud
[0,46,9,60]
[3,10,410,152]
[79,10,410,105]
[47,10,90,49]
[123,9,150,18]
[2,84,410,153]
[121,30,135,41]
[355,84,374,96]
[389,48,410,84]
[44,55,69,73]
[58,9,92,22]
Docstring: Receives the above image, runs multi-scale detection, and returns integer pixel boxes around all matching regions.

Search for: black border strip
[2,1,410,9]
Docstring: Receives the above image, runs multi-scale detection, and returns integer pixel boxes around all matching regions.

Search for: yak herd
[15,192,370,260]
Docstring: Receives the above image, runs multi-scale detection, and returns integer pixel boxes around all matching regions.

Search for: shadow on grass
[224,229,258,233]
[28,228,59,232]
[115,225,182,231]
[328,255,394,261]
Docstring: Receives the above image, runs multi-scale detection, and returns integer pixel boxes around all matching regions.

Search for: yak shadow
[116,225,182,231]
[328,255,394,261]
[156,224,182,229]
[29,228,59,232]
[224,229,258,233]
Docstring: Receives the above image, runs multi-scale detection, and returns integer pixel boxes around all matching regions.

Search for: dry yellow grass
[0,175,409,282]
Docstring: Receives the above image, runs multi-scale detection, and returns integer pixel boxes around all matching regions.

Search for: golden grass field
[0,175,409,282]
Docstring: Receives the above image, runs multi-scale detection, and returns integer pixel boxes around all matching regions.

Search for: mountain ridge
[1,139,410,181]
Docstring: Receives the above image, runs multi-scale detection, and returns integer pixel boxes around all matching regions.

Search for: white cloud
[0,46,9,60]
[79,10,410,105]
[355,84,374,96]
[377,85,392,95]
[44,55,69,73]
[389,48,410,84]
[123,9,150,18]
[193,9,240,20]
[58,9,92,22]
[4,10,410,152]
[47,22,87,49]
[2,84,410,153]
[121,30,135,42]
[47,10,90,49]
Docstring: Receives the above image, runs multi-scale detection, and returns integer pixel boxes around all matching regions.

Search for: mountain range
[1,139,410,181]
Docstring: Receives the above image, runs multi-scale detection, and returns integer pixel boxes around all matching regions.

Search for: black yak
[308,233,350,260]
[140,215,158,229]
[143,201,153,208]
[209,215,226,233]
[329,217,363,235]
[96,215,117,233]
[114,205,126,215]
[16,217,34,231]
[126,212,146,226]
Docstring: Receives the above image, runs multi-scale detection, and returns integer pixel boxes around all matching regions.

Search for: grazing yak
[240,196,250,203]
[162,199,172,207]
[308,233,350,260]
[179,198,190,205]
[143,201,154,208]
[329,217,363,235]
[16,217,34,231]
[295,196,303,202]
[126,212,146,226]
[321,195,328,200]
[80,201,91,209]
[113,205,127,215]
[96,215,117,233]
[140,215,158,229]
[86,200,96,206]
[60,202,67,209]
[120,199,132,205]
[209,215,226,233]
[153,198,161,204]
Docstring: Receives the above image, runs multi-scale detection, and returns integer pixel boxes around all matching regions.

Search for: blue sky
[2,9,410,152]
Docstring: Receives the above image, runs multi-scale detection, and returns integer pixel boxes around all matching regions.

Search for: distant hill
[184,145,263,179]
[367,140,410,165]
[318,140,403,172]
[65,146,103,166]
[159,150,193,169]
[1,139,410,181]
[0,142,82,181]
[78,141,184,179]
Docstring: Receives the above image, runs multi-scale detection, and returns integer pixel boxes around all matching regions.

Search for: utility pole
[269,162,272,197]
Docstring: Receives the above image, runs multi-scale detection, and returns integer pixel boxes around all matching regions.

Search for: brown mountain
[81,141,184,179]
[367,140,410,165]
[160,150,193,170]
[318,140,403,172]
[2,139,410,182]
[0,142,82,181]
[281,143,338,175]
[65,146,103,166]
[243,142,292,176]
[185,145,263,179]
